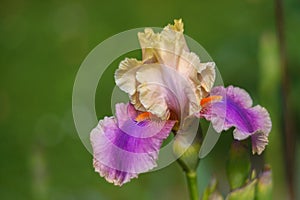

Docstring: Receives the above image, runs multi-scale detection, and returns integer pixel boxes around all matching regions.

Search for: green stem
[185,171,199,200]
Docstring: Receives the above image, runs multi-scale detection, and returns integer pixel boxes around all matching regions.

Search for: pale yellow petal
[167,19,184,32]
[198,62,216,93]
[137,83,170,119]
[115,58,142,96]
[138,19,189,68]
[115,19,216,123]
[136,64,199,120]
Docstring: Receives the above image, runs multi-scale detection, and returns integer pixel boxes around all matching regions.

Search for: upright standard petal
[115,58,142,96]
[199,86,272,154]
[90,103,176,186]
[138,19,189,67]
[115,19,216,119]
[138,19,216,98]
[136,64,195,120]
[114,58,146,111]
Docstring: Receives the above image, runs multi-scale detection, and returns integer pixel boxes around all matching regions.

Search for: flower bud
[173,127,202,173]
[226,141,251,190]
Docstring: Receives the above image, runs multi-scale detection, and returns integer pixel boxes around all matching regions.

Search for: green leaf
[255,166,272,200]
[226,179,257,200]
[202,177,223,200]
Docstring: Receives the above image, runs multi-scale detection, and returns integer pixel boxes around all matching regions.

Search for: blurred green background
[1,0,299,199]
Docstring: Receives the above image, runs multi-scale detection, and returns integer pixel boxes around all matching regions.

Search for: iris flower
[90,19,272,186]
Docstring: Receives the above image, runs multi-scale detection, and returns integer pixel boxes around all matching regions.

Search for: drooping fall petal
[90,103,176,186]
[199,86,272,154]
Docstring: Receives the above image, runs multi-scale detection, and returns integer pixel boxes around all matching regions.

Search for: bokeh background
[1,0,299,199]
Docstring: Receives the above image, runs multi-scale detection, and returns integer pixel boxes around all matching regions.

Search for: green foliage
[255,166,272,200]
[202,177,223,200]
[226,179,257,200]
[202,166,273,200]
[258,32,287,199]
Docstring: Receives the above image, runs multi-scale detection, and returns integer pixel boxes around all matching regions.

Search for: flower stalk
[173,125,202,200]
[185,171,199,200]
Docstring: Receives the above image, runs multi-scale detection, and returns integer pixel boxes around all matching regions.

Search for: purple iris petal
[90,103,176,186]
[199,86,271,154]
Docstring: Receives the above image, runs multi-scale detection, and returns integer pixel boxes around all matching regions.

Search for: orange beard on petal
[135,112,151,122]
[200,95,223,107]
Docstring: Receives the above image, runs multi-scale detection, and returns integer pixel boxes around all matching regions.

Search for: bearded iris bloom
[90,19,272,186]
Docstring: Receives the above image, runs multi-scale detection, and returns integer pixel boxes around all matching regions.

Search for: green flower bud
[226,141,251,190]
[173,127,202,173]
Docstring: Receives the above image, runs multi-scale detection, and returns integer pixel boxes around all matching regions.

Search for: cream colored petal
[178,52,216,98]
[138,19,189,68]
[115,58,148,112]
[129,90,146,112]
[137,28,160,61]
[177,51,215,101]
[115,19,216,123]
[136,64,199,120]
[178,52,216,89]
[198,62,216,93]
[176,51,201,78]
[137,83,170,119]
[138,20,215,102]
[114,58,143,96]
[136,65,171,119]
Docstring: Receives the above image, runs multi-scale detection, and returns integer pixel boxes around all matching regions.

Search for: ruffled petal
[115,58,143,96]
[138,19,215,98]
[197,62,217,94]
[199,86,272,154]
[136,64,199,120]
[248,106,271,154]
[114,19,215,119]
[138,19,189,65]
[224,85,253,108]
[251,131,269,155]
[90,103,176,186]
